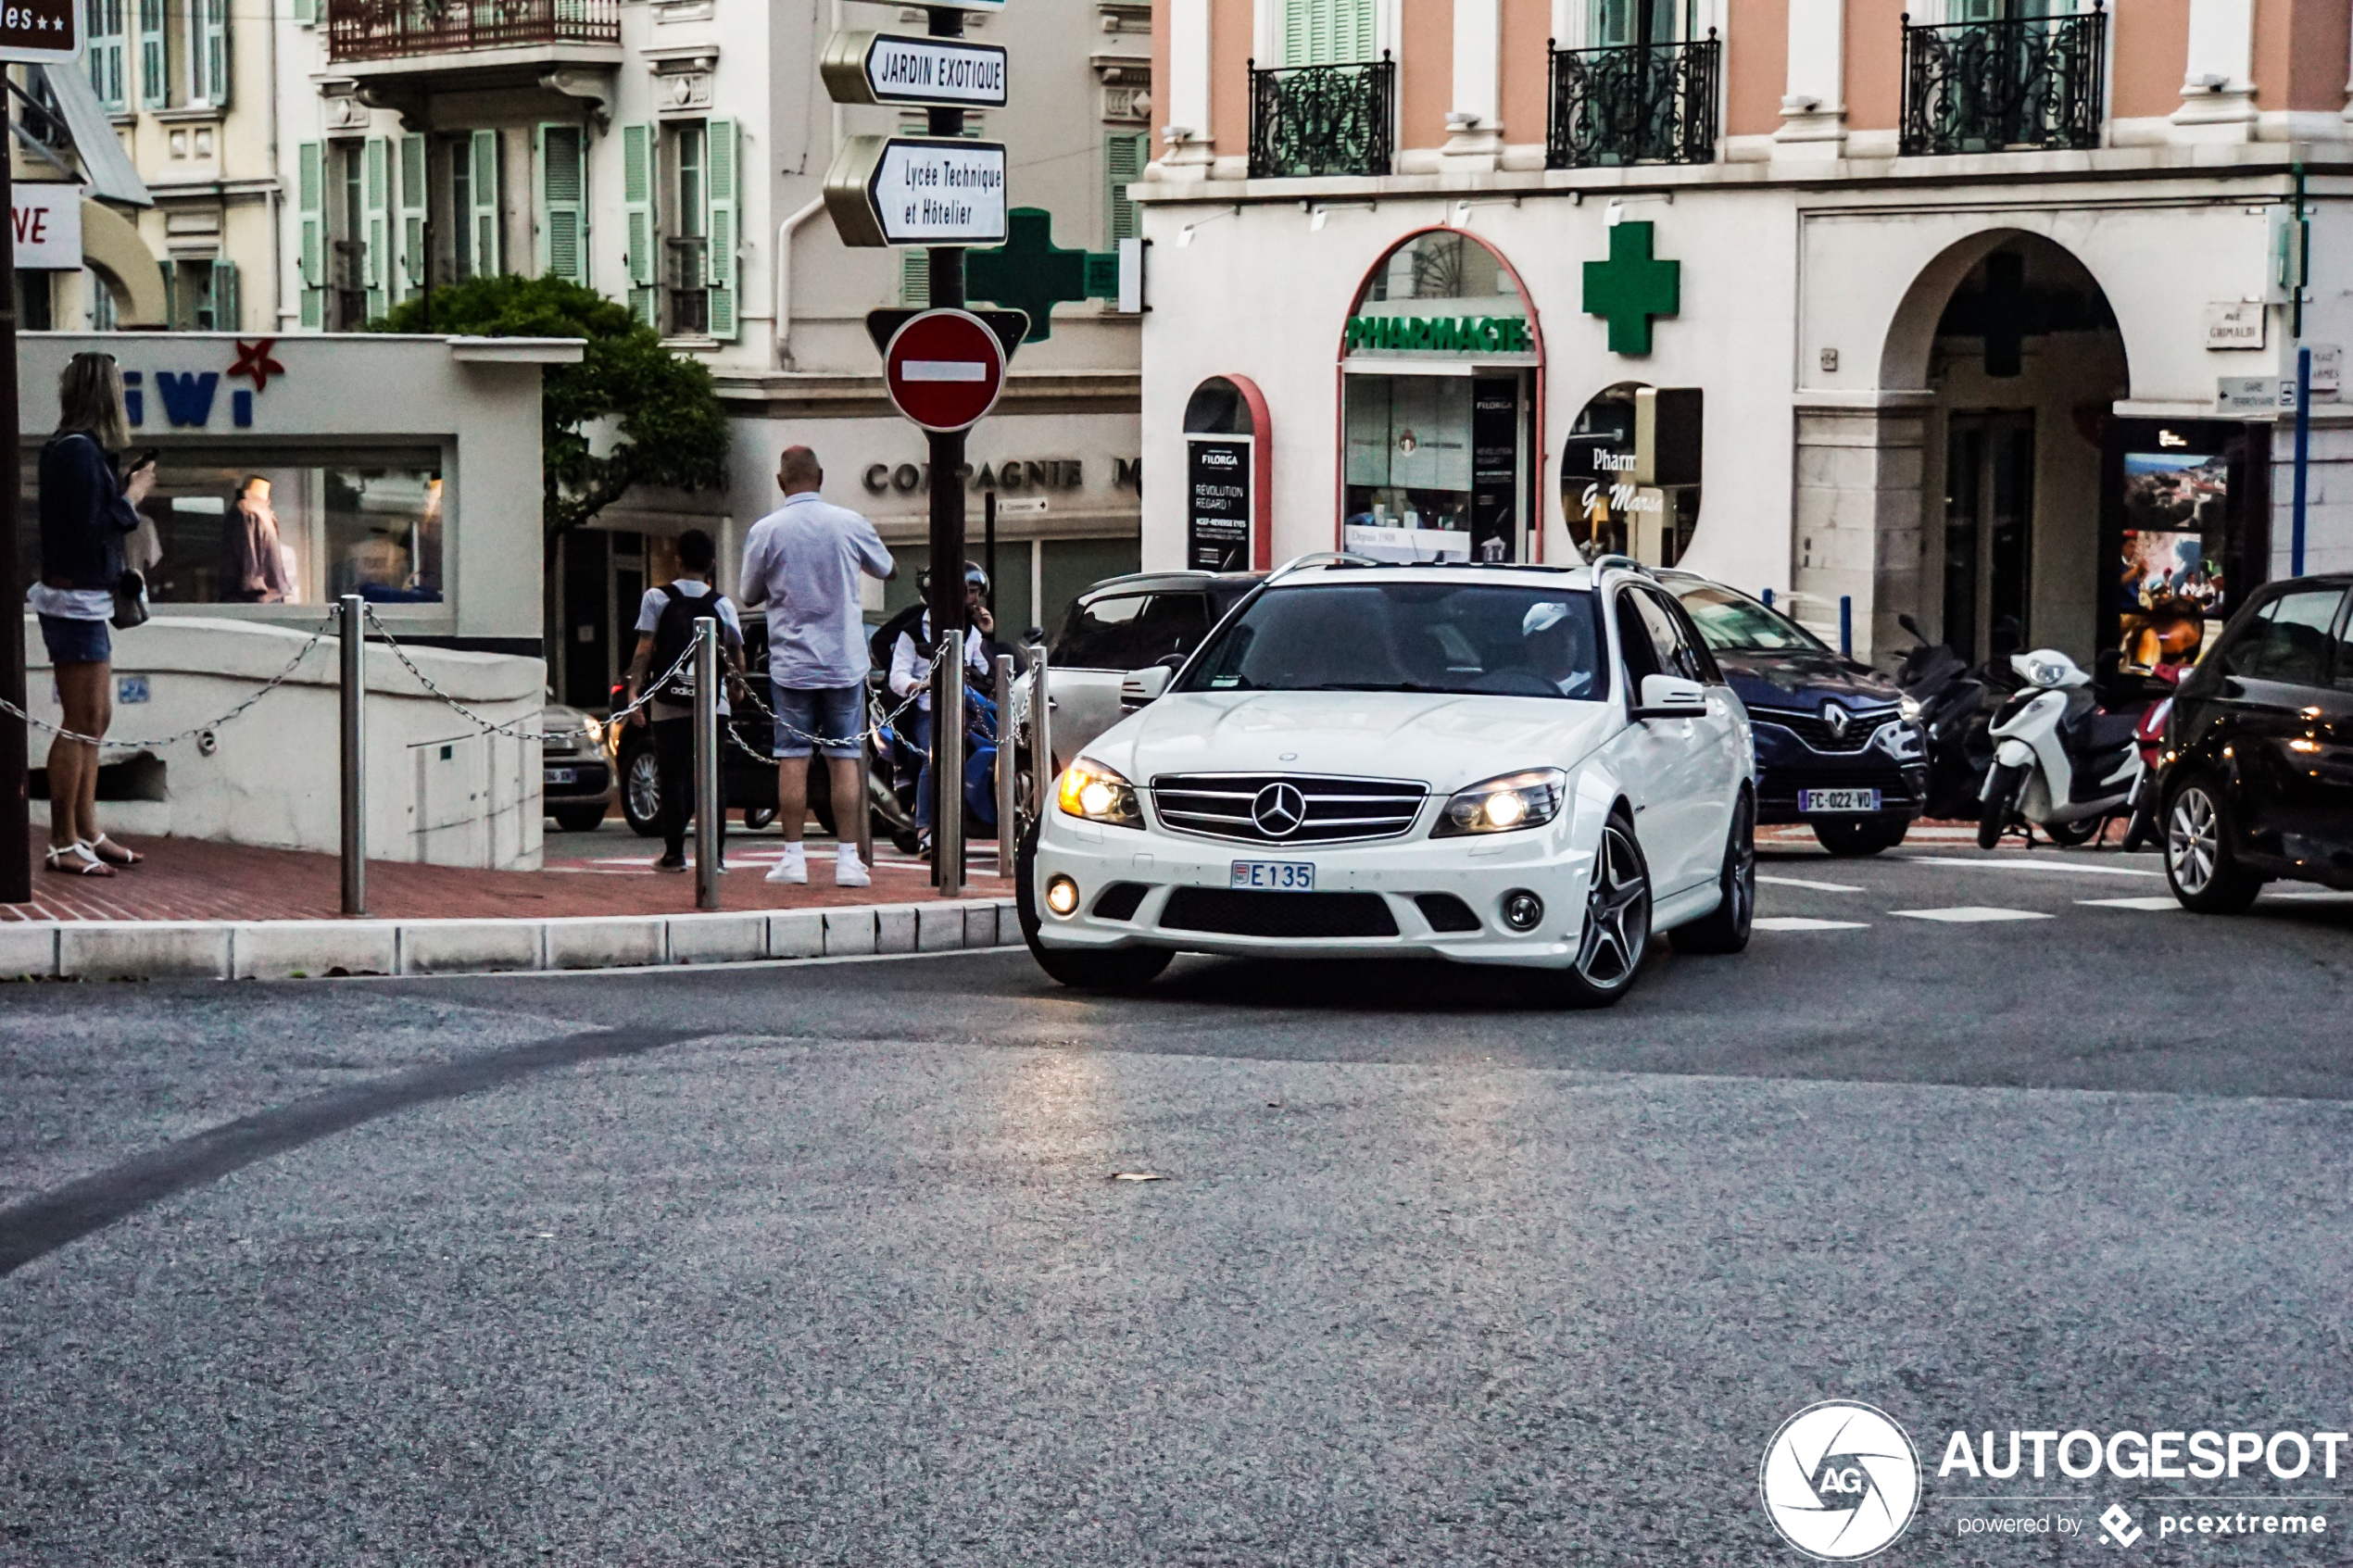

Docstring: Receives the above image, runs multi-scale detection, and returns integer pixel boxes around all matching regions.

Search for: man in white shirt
[737,445,894,886]
[887,563,996,849]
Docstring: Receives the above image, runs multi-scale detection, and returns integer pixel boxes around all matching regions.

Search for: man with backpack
[623,529,745,872]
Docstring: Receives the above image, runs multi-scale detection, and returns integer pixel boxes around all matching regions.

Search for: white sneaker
[835,847,871,888]
[764,844,808,884]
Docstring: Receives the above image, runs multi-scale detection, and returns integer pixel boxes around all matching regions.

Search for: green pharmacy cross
[965,208,1119,343]
[1582,220,1680,357]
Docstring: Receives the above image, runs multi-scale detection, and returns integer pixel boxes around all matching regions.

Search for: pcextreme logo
[1760,1401,1923,1561]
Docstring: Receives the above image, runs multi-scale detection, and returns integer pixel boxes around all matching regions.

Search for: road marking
[2268,888,2353,901]
[1888,906,2055,922]
[1758,874,1864,893]
[1754,916,1870,931]
[1903,856,2162,879]
[2077,896,2182,911]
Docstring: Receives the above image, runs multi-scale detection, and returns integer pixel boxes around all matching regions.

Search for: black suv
[2160,573,2353,910]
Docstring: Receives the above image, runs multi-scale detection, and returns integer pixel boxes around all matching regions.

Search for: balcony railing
[326,0,621,63]
[1546,33,1719,169]
[1900,5,2105,157]
[1248,55,1394,180]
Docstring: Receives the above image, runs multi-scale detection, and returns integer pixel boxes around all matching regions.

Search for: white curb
[0,898,1022,983]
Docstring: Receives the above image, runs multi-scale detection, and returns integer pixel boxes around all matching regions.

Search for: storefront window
[22,445,446,607]
[1341,231,1536,564]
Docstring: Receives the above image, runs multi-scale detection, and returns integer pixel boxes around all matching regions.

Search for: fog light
[1045,874,1080,916]
[1502,889,1544,932]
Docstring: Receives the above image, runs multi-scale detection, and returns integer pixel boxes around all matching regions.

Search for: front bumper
[1031,815,1600,968]
[1752,721,1928,824]
[542,758,612,803]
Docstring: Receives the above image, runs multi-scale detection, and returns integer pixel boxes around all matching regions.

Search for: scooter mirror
[1898,613,1924,640]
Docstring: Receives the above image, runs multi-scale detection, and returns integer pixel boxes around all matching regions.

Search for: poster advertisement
[1186,436,1252,573]
[2118,449,2229,673]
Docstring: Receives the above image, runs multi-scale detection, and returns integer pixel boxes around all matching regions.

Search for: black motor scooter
[1894,614,1996,821]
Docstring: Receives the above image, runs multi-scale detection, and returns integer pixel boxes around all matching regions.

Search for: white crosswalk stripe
[2077,896,2183,911]
[1889,907,2054,922]
[1754,917,1870,932]
[1903,856,2161,879]
[1757,874,1864,893]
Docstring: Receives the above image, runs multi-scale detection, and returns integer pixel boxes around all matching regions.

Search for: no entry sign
[884,309,1006,433]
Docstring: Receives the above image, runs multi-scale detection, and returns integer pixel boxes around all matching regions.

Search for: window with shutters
[84,0,129,111]
[1104,131,1144,247]
[536,123,586,286]
[1279,0,1377,66]
[136,0,230,109]
[661,120,710,335]
[325,139,370,330]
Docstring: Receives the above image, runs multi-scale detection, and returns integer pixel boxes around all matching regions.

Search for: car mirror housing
[1121,664,1175,710]
[1633,674,1707,720]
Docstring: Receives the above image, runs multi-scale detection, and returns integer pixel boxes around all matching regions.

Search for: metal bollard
[1760,587,1774,610]
[937,647,964,898]
[993,653,1015,875]
[1028,640,1052,820]
[856,700,875,869]
[692,618,721,911]
[1839,595,1854,659]
[339,594,367,917]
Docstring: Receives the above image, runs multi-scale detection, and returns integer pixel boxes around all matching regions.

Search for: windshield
[1672,583,1826,653]
[1175,582,1610,701]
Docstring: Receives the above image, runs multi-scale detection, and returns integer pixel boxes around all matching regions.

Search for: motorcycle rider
[888,562,1000,855]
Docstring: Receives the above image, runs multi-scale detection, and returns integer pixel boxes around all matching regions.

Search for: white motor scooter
[1976,648,2145,849]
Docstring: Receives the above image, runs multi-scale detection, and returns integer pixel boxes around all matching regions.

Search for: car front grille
[1749,706,1899,756]
[1146,773,1427,845]
[1159,888,1400,938]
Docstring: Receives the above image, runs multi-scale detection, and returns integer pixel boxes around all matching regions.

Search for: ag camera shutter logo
[1760,1401,1922,1561]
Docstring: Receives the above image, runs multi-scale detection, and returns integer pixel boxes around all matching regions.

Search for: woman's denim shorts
[38,613,111,666]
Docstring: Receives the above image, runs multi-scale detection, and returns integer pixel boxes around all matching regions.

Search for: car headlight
[1432,768,1566,837]
[1898,695,1923,722]
[1056,758,1144,829]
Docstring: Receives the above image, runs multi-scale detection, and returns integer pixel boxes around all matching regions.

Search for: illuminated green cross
[1582,220,1680,357]
[965,208,1119,343]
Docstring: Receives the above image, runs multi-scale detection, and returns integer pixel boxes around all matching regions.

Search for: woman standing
[31,352,153,876]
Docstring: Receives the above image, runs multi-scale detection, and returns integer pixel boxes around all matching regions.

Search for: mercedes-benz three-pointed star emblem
[1251,782,1307,837]
[1821,700,1851,741]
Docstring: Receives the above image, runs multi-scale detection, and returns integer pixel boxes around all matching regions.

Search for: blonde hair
[57,352,132,452]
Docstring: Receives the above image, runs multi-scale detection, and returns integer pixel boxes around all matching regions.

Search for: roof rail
[1587,553,1652,578]
[1265,550,1378,585]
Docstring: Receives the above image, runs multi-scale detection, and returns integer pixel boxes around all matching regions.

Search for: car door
[1629,587,1732,891]
[1597,586,1686,891]
[2218,585,2347,864]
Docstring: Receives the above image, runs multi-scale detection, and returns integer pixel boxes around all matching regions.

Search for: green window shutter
[298,140,323,329]
[621,121,656,325]
[704,117,737,339]
[292,0,313,21]
[86,0,127,112]
[137,0,164,107]
[470,129,502,275]
[397,133,426,299]
[198,0,228,107]
[363,135,390,320]
[900,249,928,307]
[1105,132,1143,246]
[208,257,237,331]
[535,123,585,285]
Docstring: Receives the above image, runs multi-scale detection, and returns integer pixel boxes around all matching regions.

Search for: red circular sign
[883,308,1006,433]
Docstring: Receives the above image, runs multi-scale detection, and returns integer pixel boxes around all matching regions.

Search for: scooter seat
[2070,709,2142,753]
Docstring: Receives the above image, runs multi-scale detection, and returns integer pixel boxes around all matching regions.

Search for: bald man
[738,445,894,886]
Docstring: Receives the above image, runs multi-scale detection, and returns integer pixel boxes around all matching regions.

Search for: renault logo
[1251,782,1307,837]
[1822,700,1851,741]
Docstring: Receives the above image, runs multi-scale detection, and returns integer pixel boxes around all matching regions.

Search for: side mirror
[1898,613,1923,640]
[1632,673,1707,720]
[1024,626,1047,645]
[1120,664,1174,710]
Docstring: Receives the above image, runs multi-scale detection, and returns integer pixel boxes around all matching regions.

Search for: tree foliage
[374,275,730,540]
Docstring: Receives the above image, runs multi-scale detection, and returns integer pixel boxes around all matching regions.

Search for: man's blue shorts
[38,613,111,666]
[771,683,864,759]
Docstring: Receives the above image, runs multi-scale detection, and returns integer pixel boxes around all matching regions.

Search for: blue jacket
[38,431,140,591]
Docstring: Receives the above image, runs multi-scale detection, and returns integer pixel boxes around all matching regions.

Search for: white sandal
[44,842,116,878]
[86,834,143,867]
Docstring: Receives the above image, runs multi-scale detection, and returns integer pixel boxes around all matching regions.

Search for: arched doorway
[1338,229,1541,563]
[1181,374,1272,571]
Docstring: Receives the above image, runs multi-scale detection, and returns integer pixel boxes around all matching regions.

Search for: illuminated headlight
[1433,768,1566,837]
[1044,874,1081,916]
[1056,758,1143,829]
[1898,695,1923,722]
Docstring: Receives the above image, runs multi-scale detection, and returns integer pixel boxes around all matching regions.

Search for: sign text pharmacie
[824,136,1008,247]
[1346,314,1534,355]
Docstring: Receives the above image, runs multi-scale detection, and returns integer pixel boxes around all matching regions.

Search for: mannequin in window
[222,474,293,604]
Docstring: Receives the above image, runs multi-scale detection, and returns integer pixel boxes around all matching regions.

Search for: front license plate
[1799,788,1881,814]
[546,767,579,785]
[1231,859,1315,892]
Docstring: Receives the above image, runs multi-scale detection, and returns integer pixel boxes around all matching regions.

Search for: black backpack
[648,583,730,703]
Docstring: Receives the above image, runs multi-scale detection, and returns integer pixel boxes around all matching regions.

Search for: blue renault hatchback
[1657,571,1930,856]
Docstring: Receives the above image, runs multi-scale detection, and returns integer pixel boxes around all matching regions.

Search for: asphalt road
[5,845,2352,1565]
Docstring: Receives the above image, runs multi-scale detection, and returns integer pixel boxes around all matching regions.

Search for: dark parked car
[2159,574,2353,910]
[1657,571,1929,856]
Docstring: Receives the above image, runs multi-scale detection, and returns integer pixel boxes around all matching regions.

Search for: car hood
[1084,690,1623,793]
[1711,647,1900,711]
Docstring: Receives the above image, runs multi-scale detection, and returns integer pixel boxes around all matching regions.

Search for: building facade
[266,0,1152,709]
[1141,0,2352,672]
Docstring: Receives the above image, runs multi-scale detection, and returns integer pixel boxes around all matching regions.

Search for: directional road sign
[884,309,1006,433]
[0,0,80,61]
[824,135,1007,248]
[823,31,1008,108]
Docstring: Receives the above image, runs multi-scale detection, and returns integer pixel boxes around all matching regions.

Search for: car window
[1176,582,1610,701]
[2225,589,2344,686]
[1129,593,1214,664]
[1635,590,1710,684]
[1671,583,1826,653]
[1054,593,1150,669]
[1615,592,1663,685]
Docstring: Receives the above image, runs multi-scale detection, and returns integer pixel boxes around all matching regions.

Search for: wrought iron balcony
[1547,33,1719,169]
[1248,55,1394,180]
[1900,5,2105,157]
[326,0,621,63]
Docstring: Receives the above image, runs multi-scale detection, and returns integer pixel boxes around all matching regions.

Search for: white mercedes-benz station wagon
[1014,557,1758,1007]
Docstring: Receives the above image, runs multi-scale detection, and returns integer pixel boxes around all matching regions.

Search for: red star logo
[228,337,286,394]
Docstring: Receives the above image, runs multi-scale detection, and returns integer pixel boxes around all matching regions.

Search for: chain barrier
[727,647,949,756]
[362,604,702,742]
[0,608,339,749]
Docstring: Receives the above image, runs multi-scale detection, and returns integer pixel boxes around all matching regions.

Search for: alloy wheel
[625,750,661,826]
[2167,787,2220,896]
[1576,822,1651,988]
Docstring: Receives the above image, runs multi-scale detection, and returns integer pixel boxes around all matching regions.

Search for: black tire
[2045,814,2104,847]
[2120,790,2158,853]
[2163,775,2263,913]
[742,805,777,831]
[889,826,923,857]
[1812,816,1909,857]
[1674,792,1755,955]
[620,744,662,837]
[1977,762,2025,850]
[549,804,608,834]
[1013,817,1173,992]
[1525,809,1652,1009]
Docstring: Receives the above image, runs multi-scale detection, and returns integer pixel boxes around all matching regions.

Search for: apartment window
[1588,0,1687,47]
[138,0,229,110]
[437,130,504,285]
[665,120,708,335]
[1104,131,1144,248]
[1280,0,1376,65]
[85,0,129,111]
[621,117,737,339]
[163,257,237,331]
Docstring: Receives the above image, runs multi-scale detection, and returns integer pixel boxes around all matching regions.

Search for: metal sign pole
[992,652,1014,873]
[1029,640,1052,817]
[937,639,964,898]
[339,594,367,917]
[856,705,875,869]
[0,134,25,905]
[925,0,969,894]
[692,618,721,910]
[2293,344,2312,579]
